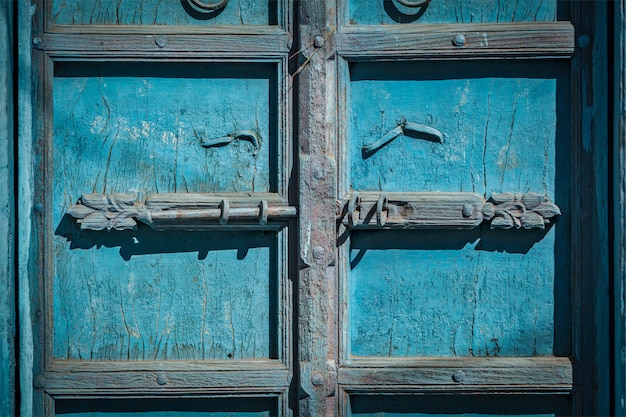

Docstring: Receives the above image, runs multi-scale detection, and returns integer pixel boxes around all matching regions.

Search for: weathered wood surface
[37,29,291,58]
[0,2,15,416]
[571,2,610,416]
[53,230,277,361]
[347,0,559,25]
[298,1,339,416]
[340,357,572,393]
[348,228,562,358]
[42,367,289,395]
[337,22,574,59]
[53,61,276,196]
[340,192,560,230]
[347,60,567,195]
[616,2,626,415]
[50,0,275,26]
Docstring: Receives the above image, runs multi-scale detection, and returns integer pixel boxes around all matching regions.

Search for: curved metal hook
[397,0,431,7]
[362,122,443,158]
[201,130,260,156]
[188,0,228,11]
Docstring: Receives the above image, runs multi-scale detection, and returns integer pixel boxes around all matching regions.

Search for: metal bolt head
[155,36,167,48]
[33,203,44,214]
[452,34,466,47]
[313,166,325,179]
[156,373,168,385]
[452,370,465,383]
[311,372,324,386]
[462,203,473,218]
[313,246,325,260]
[313,36,325,48]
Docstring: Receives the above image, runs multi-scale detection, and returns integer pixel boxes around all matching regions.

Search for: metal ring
[348,193,360,228]
[188,0,228,11]
[219,199,230,225]
[397,0,431,7]
[259,200,268,225]
[376,194,388,227]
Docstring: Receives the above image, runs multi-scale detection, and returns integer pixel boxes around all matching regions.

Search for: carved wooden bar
[340,191,561,230]
[68,193,297,231]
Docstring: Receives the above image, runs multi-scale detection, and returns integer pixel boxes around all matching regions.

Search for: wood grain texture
[50,0,275,26]
[336,22,574,59]
[52,61,277,196]
[0,2,15,416]
[38,30,291,58]
[297,1,339,416]
[616,2,626,415]
[571,2,610,415]
[52,229,278,361]
[347,0,559,25]
[340,357,572,393]
[347,60,568,196]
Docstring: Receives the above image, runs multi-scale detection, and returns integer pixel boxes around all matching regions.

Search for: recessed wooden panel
[53,62,278,196]
[53,62,279,196]
[348,0,562,25]
[348,228,570,358]
[55,397,277,416]
[50,0,279,26]
[348,61,569,195]
[52,229,279,361]
[348,394,571,417]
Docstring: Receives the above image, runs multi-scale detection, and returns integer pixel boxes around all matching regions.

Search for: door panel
[348,61,569,194]
[53,62,278,195]
[348,229,567,358]
[348,0,563,25]
[53,229,278,361]
[50,0,278,26]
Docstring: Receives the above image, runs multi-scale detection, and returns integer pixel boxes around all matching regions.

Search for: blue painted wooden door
[29,1,293,416]
[25,0,607,416]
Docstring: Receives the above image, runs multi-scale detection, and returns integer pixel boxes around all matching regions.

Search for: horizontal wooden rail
[337,21,574,59]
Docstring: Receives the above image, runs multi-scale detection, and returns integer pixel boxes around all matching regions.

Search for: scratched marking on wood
[53,229,277,361]
[51,0,273,25]
[349,61,569,196]
[53,62,275,198]
[348,0,558,25]
[349,228,566,357]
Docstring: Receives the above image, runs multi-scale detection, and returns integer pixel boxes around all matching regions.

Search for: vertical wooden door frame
[616,1,626,415]
[0,1,16,416]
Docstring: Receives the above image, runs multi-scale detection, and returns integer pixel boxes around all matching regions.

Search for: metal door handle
[397,0,431,7]
[188,0,228,11]
[362,121,443,157]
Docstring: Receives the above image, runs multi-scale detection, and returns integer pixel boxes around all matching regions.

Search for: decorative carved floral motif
[482,192,561,230]
[67,194,146,231]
